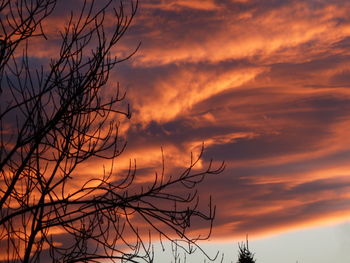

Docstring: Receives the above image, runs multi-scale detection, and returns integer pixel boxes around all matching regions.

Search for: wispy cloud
[21,0,350,241]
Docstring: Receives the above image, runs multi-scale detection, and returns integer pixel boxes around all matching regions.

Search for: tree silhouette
[0,0,224,262]
[237,237,256,263]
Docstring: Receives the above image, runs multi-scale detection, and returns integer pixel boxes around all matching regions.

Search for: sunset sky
[116,0,350,261]
[4,0,350,262]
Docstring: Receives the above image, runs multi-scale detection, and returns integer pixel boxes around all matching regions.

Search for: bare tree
[0,0,224,262]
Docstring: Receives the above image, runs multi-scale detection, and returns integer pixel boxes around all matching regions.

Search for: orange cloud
[142,0,219,11]
[128,66,265,124]
[129,1,350,67]
[5,0,350,248]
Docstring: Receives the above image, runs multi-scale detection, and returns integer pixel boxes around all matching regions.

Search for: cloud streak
[113,0,350,240]
[10,0,350,242]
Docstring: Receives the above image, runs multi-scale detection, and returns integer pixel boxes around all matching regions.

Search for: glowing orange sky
[111,0,350,240]
[20,0,350,241]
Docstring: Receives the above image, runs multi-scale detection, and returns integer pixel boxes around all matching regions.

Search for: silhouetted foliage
[0,0,224,262]
[237,237,256,263]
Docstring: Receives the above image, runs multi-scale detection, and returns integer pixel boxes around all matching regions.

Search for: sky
[115,0,350,261]
[3,0,350,262]
[151,221,350,262]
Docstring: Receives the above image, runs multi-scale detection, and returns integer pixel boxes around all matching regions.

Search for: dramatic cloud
[113,0,350,240]
[10,0,350,243]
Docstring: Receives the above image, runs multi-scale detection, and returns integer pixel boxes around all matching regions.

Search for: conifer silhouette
[237,236,256,263]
